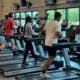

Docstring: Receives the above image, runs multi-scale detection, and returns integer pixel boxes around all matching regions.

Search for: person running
[0,12,16,56]
[40,12,61,78]
[22,16,39,65]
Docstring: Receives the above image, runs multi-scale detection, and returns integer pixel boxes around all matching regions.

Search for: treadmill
[15,37,80,80]
[0,49,13,56]
[15,70,80,80]
[0,58,63,76]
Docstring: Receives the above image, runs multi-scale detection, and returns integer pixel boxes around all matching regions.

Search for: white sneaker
[40,72,50,78]
[41,64,43,69]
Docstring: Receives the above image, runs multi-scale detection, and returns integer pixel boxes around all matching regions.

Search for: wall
[0,0,20,19]
[0,0,80,19]
[0,0,4,20]
[16,0,80,17]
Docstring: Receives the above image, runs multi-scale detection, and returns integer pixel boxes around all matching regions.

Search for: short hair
[8,12,13,18]
[5,15,8,19]
[25,16,32,22]
[54,12,61,18]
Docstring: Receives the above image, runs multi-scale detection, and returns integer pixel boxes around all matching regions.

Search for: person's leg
[40,46,56,78]
[11,39,16,50]
[22,41,30,64]
[10,37,17,56]
[29,42,37,64]
[41,56,53,73]
[0,40,7,49]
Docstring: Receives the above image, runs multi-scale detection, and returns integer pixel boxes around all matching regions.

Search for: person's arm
[55,31,62,37]
[55,22,62,37]
[0,22,5,33]
[29,24,39,36]
[39,23,46,35]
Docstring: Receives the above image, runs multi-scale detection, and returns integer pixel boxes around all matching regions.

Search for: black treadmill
[15,70,80,80]
[15,37,80,80]
[0,54,24,66]
[0,49,12,56]
[0,59,61,76]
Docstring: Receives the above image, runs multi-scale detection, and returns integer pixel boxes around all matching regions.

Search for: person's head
[5,15,8,20]
[62,19,68,26]
[54,12,61,22]
[25,16,32,23]
[8,12,13,18]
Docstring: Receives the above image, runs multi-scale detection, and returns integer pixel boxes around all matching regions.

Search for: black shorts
[5,36,12,42]
[45,46,56,57]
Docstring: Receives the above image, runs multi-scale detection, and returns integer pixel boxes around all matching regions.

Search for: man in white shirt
[40,12,61,78]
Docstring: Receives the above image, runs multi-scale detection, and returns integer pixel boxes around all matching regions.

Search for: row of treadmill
[0,24,80,80]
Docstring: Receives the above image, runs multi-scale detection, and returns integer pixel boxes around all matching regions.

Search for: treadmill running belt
[15,71,80,80]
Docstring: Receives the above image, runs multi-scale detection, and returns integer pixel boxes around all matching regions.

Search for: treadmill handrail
[25,37,80,47]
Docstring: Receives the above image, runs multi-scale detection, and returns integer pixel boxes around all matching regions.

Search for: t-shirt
[44,21,61,47]
[4,18,15,36]
[24,22,38,38]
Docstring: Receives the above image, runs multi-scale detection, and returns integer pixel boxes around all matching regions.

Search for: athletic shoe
[41,64,44,69]
[21,62,29,67]
[40,72,50,78]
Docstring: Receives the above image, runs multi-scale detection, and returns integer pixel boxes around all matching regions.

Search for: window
[46,10,55,21]
[14,13,21,26]
[25,12,32,17]
[32,11,38,18]
[32,11,39,26]
[14,11,38,27]
[15,13,20,19]
[15,20,20,26]
[68,8,79,27]
[21,12,26,19]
